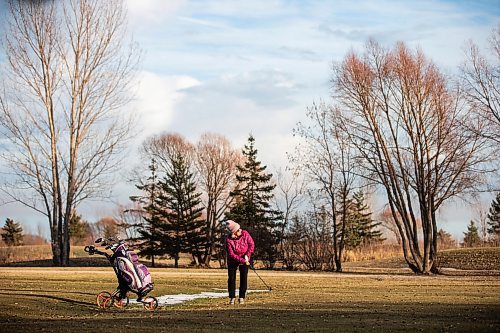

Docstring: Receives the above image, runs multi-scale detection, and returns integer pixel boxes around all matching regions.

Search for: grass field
[0,266,499,333]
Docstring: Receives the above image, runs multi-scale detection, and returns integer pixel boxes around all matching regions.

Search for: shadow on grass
[0,257,187,268]
[1,302,498,333]
[0,288,95,296]
[0,290,95,306]
[0,257,110,267]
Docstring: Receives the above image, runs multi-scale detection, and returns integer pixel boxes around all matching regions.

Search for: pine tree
[131,159,162,267]
[69,211,91,245]
[155,152,206,268]
[462,220,481,247]
[343,191,383,249]
[1,218,24,246]
[487,192,500,239]
[226,135,283,267]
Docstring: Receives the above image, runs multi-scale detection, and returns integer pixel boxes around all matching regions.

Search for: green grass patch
[0,267,498,332]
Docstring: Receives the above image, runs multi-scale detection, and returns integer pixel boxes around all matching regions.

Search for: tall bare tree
[272,166,305,259]
[195,132,241,266]
[0,0,139,265]
[333,40,493,273]
[292,102,359,272]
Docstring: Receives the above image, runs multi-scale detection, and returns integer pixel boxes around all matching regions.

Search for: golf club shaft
[250,266,272,291]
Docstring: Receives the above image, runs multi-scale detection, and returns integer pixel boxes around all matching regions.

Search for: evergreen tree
[487,192,500,239]
[226,135,283,267]
[1,218,24,246]
[343,191,383,249]
[462,220,481,247]
[211,218,227,267]
[155,152,206,268]
[131,159,161,267]
[69,211,91,245]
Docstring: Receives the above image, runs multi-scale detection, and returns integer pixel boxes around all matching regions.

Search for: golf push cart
[85,237,158,311]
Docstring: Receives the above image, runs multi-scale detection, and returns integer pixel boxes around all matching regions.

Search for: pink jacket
[225,230,255,266]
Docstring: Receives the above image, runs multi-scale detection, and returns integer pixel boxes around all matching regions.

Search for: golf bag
[85,238,154,300]
[112,242,153,298]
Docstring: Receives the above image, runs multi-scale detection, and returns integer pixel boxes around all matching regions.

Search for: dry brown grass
[0,267,498,332]
[343,243,403,262]
[0,245,89,264]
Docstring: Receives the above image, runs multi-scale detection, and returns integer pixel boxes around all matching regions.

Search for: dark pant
[228,264,249,299]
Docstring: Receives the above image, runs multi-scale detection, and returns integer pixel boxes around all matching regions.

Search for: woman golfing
[225,220,254,305]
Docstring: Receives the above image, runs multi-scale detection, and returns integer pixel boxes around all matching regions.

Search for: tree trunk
[334,258,342,272]
[204,253,212,268]
[51,241,61,266]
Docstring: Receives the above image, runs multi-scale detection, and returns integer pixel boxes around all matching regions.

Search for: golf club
[249,264,273,291]
[250,266,273,291]
[243,255,272,291]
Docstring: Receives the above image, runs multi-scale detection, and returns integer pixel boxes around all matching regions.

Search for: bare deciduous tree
[272,165,305,262]
[289,205,335,271]
[93,216,122,240]
[460,27,500,144]
[195,132,241,266]
[0,0,139,265]
[114,202,144,241]
[377,206,402,245]
[333,40,492,273]
[292,101,359,272]
[472,202,489,243]
[141,133,195,178]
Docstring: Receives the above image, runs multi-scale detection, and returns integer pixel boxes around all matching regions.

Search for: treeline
[2,130,499,271]
[115,133,387,270]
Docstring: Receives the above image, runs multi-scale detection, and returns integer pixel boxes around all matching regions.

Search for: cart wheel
[142,296,158,311]
[114,295,129,308]
[96,291,113,309]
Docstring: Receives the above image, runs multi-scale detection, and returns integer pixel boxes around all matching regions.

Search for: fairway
[0,267,499,332]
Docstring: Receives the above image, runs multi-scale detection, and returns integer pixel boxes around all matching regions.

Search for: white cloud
[131,71,200,140]
[125,0,186,26]
[187,69,300,107]
[160,69,307,174]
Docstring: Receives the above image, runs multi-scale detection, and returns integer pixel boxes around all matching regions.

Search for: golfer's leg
[228,266,237,299]
[238,265,249,298]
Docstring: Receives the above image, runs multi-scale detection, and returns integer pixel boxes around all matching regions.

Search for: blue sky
[0,0,499,240]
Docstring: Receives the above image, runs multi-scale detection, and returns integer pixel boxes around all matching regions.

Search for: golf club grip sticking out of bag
[84,245,95,254]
